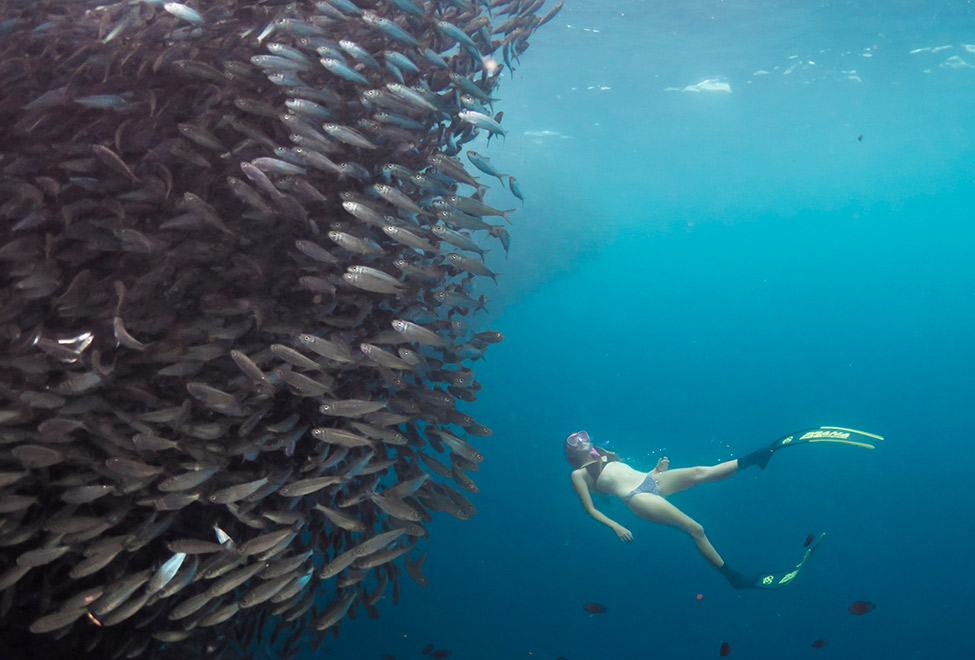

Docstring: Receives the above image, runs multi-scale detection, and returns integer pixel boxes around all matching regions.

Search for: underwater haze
[325,1,975,659]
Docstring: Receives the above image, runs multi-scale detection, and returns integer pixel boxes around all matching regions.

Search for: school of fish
[0,0,561,658]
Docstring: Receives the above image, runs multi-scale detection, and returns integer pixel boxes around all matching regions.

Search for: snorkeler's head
[565,430,591,449]
[565,431,601,468]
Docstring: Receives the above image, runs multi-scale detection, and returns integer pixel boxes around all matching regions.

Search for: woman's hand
[613,524,633,542]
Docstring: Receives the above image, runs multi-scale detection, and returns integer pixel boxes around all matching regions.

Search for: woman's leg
[626,494,724,567]
[654,460,738,496]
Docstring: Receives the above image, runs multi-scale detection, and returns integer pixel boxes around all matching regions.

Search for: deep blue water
[323,2,975,658]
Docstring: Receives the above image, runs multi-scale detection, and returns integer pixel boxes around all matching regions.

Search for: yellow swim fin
[790,426,883,449]
[753,532,827,590]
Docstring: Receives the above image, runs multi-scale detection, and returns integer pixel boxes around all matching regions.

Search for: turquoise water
[326,2,975,658]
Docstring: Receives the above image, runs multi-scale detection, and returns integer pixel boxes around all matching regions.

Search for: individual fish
[186,382,242,415]
[238,528,297,556]
[251,157,306,176]
[387,0,424,18]
[17,545,71,568]
[370,183,426,214]
[538,1,566,28]
[209,476,270,504]
[433,289,487,312]
[314,504,367,532]
[298,334,355,363]
[105,457,163,478]
[251,54,311,73]
[811,638,828,648]
[384,51,419,74]
[328,230,383,256]
[158,467,220,492]
[391,319,446,346]
[90,570,150,617]
[321,0,363,16]
[458,110,507,137]
[279,475,344,497]
[385,83,438,113]
[361,343,414,370]
[166,539,226,555]
[344,271,405,294]
[312,427,374,447]
[582,602,607,613]
[29,608,89,634]
[720,641,731,656]
[270,344,321,371]
[163,2,204,26]
[507,175,524,202]
[319,57,370,85]
[435,19,480,52]
[383,225,438,253]
[448,73,496,104]
[848,601,875,615]
[431,225,487,258]
[369,492,423,522]
[403,550,428,586]
[444,194,514,222]
[429,427,484,463]
[178,123,226,152]
[446,253,501,283]
[339,40,382,71]
[466,151,507,182]
[419,47,448,68]
[261,550,313,581]
[295,239,338,264]
[804,533,814,547]
[146,552,186,595]
[362,11,419,46]
[428,152,483,190]
[323,123,378,149]
[277,370,334,397]
[314,590,358,630]
[319,399,386,418]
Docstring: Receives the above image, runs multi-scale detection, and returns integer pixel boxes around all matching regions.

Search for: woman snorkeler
[565,427,881,589]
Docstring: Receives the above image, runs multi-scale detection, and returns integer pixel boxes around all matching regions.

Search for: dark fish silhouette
[849,601,876,615]
[720,641,731,656]
[804,533,815,547]
[583,602,607,613]
[811,638,828,648]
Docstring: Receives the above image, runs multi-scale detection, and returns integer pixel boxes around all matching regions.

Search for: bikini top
[584,453,620,483]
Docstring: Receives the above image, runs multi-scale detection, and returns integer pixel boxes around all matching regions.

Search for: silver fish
[391,319,447,346]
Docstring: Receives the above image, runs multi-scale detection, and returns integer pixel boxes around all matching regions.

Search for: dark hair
[565,444,619,469]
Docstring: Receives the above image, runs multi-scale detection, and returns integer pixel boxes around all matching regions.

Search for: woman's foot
[718,562,759,589]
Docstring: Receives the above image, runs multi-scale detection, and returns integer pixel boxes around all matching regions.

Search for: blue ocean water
[325,2,975,658]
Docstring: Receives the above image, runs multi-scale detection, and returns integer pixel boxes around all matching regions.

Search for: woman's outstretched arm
[570,470,633,542]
